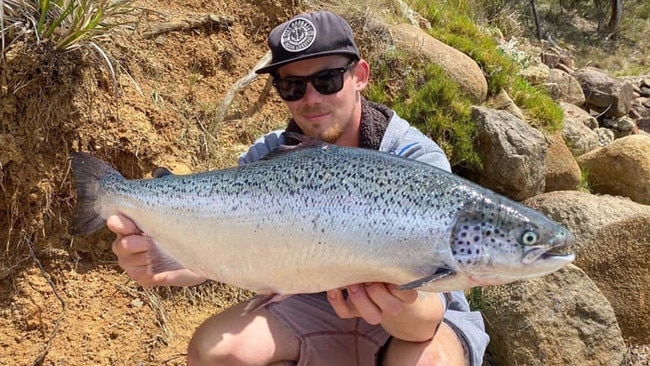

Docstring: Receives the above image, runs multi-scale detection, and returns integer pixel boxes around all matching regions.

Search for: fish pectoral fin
[242,293,291,315]
[148,241,186,274]
[398,268,456,290]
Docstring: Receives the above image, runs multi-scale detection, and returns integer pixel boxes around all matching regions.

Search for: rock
[593,127,615,146]
[525,191,650,343]
[600,116,638,138]
[540,46,574,69]
[643,78,650,88]
[641,86,650,97]
[482,264,627,366]
[545,69,586,106]
[631,97,650,118]
[388,24,487,102]
[638,117,650,134]
[574,67,634,117]
[544,132,581,192]
[561,103,600,156]
[519,64,550,85]
[491,88,524,120]
[560,101,598,129]
[577,135,650,205]
[470,106,546,200]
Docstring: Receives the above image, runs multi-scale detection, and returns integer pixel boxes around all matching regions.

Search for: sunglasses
[272,61,357,101]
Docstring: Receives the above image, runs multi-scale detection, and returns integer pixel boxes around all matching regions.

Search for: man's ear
[353,59,370,90]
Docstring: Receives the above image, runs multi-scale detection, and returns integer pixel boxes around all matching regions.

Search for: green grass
[367,51,481,169]
[1,0,133,55]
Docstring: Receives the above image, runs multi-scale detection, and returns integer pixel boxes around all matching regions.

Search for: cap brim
[255,51,360,74]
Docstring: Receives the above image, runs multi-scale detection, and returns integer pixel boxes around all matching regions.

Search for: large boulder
[389,23,488,103]
[525,191,650,342]
[544,131,581,192]
[577,135,650,205]
[544,68,586,106]
[574,66,634,117]
[470,106,546,201]
[482,264,627,366]
[560,102,600,156]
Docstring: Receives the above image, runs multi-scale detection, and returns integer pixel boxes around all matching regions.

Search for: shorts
[266,292,392,366]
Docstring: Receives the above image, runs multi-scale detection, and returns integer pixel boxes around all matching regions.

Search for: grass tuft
[367,51,482,169]
[1,0,133,56]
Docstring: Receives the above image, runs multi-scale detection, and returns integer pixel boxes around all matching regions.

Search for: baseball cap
[256,11,360,75]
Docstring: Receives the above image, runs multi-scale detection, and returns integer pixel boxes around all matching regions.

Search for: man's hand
[327,283,417,324]
[107,214,207,287]
[327,282,444,342]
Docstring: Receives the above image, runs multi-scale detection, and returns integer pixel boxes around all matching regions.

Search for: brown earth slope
[1,0,298,364]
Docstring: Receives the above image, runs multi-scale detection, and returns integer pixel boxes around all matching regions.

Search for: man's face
[275,55,368,144]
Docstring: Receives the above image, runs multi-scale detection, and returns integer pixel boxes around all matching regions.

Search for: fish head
[450,197,575,286]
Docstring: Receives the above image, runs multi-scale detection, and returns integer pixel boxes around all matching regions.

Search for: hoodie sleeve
[238,130,285,165]
[381,112,489,366]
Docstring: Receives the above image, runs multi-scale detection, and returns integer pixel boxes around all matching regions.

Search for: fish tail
[69,152,121,236]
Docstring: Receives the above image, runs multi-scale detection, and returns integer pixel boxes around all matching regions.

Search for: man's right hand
[107,214,208,287]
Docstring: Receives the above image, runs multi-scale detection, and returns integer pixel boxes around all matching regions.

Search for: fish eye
[521,230,539,245]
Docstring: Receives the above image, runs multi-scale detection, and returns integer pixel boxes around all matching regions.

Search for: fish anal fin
[242,293,291,315]
[398,268,456,291]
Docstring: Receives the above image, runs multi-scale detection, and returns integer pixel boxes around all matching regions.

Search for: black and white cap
[256,11,360,74]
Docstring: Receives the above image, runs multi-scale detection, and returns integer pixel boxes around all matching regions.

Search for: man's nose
[301,82,324,103]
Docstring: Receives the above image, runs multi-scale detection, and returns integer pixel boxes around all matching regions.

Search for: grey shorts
[266,292,392,366]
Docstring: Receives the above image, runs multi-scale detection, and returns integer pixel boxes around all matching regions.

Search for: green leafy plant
[1,0,133,55]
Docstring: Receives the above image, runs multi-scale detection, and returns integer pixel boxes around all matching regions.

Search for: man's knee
[382,324,468,366]
[187,321,243,366]
[186,301,300,366]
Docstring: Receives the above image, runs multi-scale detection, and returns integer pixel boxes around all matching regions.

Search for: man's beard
[298,107,345,143]
[317,124,344,144]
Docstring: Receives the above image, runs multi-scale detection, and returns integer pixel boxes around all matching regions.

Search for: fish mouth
[522,232,576,265]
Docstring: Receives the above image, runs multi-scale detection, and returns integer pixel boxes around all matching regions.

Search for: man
[108,11,488,366]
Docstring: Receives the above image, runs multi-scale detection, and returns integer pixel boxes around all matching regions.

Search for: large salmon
[70,140,574,306]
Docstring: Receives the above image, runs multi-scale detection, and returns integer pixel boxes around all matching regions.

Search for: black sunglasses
[272,61,357,101]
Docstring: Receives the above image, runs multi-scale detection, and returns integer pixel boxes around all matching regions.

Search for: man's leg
[187,300,301,366]
[381,323,468,366]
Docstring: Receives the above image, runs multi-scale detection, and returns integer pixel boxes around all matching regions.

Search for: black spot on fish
[473,236,480,242]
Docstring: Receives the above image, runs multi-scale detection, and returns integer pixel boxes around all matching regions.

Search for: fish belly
[115,203,454,294]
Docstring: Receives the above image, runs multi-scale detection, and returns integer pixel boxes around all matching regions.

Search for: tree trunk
[608,0,622,38]
[531,0,543,40]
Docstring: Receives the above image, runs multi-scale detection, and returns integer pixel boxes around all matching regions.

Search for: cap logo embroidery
[280,17,316,52]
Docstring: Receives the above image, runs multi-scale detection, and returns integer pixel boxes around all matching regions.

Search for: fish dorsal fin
[397,268,456,290]
[284,131,330,147]
[262,132,332,160]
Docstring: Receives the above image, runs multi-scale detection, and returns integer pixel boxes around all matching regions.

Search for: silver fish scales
[70,141,575,307]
